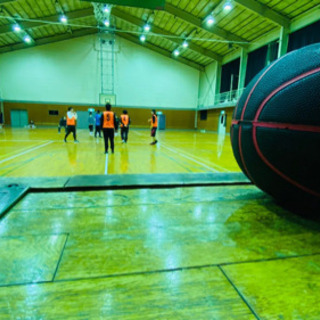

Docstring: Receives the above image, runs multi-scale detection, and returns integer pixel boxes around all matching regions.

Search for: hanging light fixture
[173,49,180,56]
[182,40,189,48]
[23,35,32,43]
[13,24,21,32]
[144,24,151,32]
[140,34,146,42]
[206,15,215,26]
[60,15,68,24]
[223,1,233,11]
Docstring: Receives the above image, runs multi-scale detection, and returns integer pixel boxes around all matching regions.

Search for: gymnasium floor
[1,127,320,319]
[0,127,239,177]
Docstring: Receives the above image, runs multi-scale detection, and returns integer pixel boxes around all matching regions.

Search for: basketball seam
[232,121,320,133]
[237,56,286,181]
[252,125,320,198]
[249,68,320,198]
[253,67,320,121]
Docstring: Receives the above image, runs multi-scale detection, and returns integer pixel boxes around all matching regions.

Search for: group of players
[60,103,158,154]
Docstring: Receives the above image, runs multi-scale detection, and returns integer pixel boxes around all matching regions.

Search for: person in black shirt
[58,116,67,133]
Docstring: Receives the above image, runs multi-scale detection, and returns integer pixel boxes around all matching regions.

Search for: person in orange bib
[120,110,130,143]
[148,109,158,145]
[102,103,118,154]
[64,107,79,143]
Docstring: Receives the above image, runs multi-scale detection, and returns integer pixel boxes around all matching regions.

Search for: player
[120,110,130,143]
[64,107,79,143]
[88,112,94,136]
[95,110,102,138]
[58,116,66,133]
[102,103,118,154]
[148,109,158,145]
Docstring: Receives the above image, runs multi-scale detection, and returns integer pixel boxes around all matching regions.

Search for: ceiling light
[223,1,233,11]
[206,15,215,26]
[13,24,21,32]
[182,40,188,48]
[144,24,151,32]
[140,34,146,42]
[103,5,110,13]
[173,49,180,56]
[60,15,68,24]
[104,19,110,27]
[23,35,32,43]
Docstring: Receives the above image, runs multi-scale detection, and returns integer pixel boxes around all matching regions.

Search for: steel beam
[112,7,222,62]
[164,3,248,47]
[0,8,94,34]
[0,28,96,53]
[233,0,290,28]
[118,32,204,71]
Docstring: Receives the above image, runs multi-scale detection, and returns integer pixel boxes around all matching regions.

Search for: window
[49,110,59,116]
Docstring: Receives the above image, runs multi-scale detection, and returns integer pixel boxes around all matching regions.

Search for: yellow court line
[0,141,53,165]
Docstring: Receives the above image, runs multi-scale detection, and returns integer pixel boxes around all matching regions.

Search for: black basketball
[231,43,320,209]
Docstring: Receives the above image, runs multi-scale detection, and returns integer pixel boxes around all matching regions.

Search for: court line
[104,154,109,175]
[160,144,220,173]
[133,130,230,172]
[163,143,230,173]
[0,141,53,165]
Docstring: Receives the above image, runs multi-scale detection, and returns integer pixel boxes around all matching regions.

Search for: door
[76,111,94,129]
[157,114,166,130]
[10,110,29,127]
[218,111,227,135]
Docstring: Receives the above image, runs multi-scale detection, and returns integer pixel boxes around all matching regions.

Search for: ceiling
[0,0,319,70]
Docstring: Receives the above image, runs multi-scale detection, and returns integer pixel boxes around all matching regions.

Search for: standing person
[94,110,102,138]
[88,112,94,136]
[102,103,117,154]
[148,109,158,145]
[120,110,130,143]
[0,112,3,128]
[58,116,66,133]
[64,107,79,143]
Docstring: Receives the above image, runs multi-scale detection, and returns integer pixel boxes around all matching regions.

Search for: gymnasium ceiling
[0,0,319,70]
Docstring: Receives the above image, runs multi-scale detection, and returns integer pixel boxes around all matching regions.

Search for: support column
[238,48,248,94]
[0,91,4,125]
[278,27,289,58]
[214,62,222,106]
[194,110,198,129]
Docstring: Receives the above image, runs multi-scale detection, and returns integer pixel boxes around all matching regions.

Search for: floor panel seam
[218,265,260,320]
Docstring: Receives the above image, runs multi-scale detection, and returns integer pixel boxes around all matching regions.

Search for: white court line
[160,144,220,173]
[0,141,53,165]
[134,130,229,172]
[163,143,230,173]
[104,154,109,175]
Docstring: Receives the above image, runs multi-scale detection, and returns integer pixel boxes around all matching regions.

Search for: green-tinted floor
[1,185,320,319]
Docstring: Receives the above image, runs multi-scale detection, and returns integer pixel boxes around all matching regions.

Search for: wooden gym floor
[1,126,320,319]
[0,127,240,177]
[1,185,320,319]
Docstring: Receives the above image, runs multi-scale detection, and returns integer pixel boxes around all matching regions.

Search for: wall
[3,102,196,129]
[198,61,218,109]
[0,34,199,109]
[197,107,234,133]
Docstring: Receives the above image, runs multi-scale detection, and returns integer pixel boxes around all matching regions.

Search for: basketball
[231,43,320,209]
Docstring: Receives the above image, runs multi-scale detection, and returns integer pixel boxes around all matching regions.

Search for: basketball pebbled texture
[231,43,320,209]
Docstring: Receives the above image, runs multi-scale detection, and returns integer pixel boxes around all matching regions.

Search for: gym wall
[197,107,234,133]
[0,34,199,110]
[3,102,196,130]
